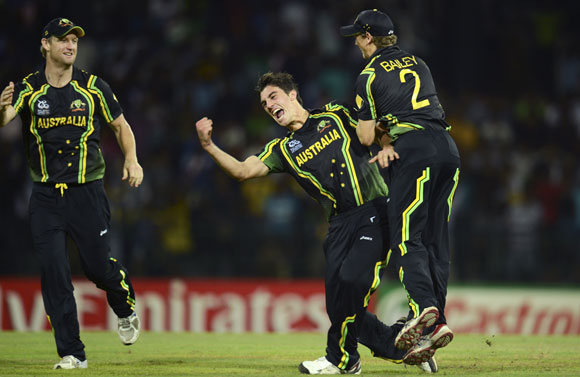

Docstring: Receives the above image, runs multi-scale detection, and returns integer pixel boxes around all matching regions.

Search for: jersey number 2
[399,69,430,110]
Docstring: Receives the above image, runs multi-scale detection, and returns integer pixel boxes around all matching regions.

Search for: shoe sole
[403,327,454,365]
[395,307,439,350]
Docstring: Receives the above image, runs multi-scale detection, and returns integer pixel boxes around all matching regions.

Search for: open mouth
[273,108,285,121]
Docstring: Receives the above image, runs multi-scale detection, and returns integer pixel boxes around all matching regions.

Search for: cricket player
[195,71,442,374]
[0,17,142,369]
[341,9,461,366]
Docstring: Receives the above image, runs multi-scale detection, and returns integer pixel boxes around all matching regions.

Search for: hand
[122,160,144,188]
[369,144,399,168]
[0,82,14,109]
[195,117,213,149]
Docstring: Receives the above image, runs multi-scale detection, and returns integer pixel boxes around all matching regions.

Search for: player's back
[355,45,449,135]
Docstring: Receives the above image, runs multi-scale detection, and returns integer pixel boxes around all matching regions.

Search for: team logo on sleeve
[288,139,303,153]
[355,95,365,110]
[70,99,87,112]
[36,99,50,116]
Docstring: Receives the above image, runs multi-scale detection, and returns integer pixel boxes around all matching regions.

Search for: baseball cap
[340,9,394,37]
[41,17,85,38]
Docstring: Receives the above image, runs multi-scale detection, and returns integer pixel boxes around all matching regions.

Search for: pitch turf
[0,332,578,376]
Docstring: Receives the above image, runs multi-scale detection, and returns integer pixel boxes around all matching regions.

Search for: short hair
[40,37,52,58]
[373,34,398,49]
[255,72,303,105]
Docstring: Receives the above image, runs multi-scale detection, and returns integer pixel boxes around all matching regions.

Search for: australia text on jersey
[37,115,88,129]
[295,128,341,167]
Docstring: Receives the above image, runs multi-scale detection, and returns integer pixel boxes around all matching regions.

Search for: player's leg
[322,217,361,372]
[422,132,460,326]
[301,205,387,375]
[66,181,139,344]
[403,133,460,366]
[29,184,86,363]
[388,133,441,350]
[358,311,406,362]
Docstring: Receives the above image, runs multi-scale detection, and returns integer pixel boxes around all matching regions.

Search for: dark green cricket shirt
[257,102,388,220]
[12,65,122,184]
[355,45,450,141]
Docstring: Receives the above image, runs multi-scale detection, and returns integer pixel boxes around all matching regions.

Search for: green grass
[0,332,578,376]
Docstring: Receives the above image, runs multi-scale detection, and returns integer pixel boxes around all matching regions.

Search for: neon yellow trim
[398,122,424,130]
[14,77,34,112]
[363,259,387,307]
[337,314,357,369]
[258,138,281,161]
[400,168,430,255]
[399,267,419,317]
[28,84,51,181]
[365,72,377,119]
[70,81,96,183]
[310,112,364,206]
[447,169,460,221]
[118,270,134,311]
[87,75,114,122]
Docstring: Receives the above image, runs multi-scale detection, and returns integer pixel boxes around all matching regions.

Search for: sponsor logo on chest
[36,100,50,116]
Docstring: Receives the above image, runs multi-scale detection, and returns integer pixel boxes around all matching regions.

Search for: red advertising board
[0,278,333,332]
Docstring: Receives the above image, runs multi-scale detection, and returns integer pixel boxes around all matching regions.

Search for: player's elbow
[358,134,374,146]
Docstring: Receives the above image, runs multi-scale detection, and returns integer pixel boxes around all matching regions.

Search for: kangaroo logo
[59,19,74,28]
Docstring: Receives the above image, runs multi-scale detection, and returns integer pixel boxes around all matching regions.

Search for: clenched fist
[195,117,214,149]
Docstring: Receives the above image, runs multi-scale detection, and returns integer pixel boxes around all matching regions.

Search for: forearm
[0,106,16,128]
[203,143,250,181]
[356,119,376,146]
[114,125,139,162]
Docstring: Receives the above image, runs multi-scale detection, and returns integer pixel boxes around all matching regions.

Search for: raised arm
[0,82,17,127]
[195,117,269,181]
[109,114,144,187]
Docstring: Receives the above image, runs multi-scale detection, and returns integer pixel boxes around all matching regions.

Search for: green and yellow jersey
[355,45,450,141]
[257,102,388,220]
[12,66,122,184]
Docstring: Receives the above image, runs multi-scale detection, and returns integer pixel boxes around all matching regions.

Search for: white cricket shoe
[299,356,361,375]
[118,312,140,345]
[53,355,87,369]
[416,355,438,373]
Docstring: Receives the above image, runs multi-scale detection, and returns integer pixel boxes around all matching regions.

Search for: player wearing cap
[0,17,143,369]
[341,9,461,366]
[196,72,413,375]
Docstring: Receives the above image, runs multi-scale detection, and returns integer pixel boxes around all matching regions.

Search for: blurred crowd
[1,0,579,284]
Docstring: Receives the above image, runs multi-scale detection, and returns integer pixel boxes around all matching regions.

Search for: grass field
[0,332,578,376]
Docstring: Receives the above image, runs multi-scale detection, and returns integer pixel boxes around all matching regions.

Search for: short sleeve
[354,71,377,121]
[12,80,34,115]
[255,138,285,174]
[89,76,123,123]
